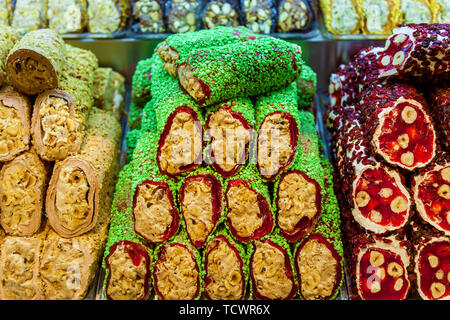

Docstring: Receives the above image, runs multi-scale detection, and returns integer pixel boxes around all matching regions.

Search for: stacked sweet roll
[103,25,343,300]
[0,26,125,300]
[326,23,450,300]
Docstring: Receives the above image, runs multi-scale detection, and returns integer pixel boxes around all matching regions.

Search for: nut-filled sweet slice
[201,0,241,30]
[0,26,19,87]
[102,163,153,300]
[256,82,301,181]
[427,84,449,150]
[48,0,88,34]
[361,82,437,171]
[179,166,224,249]
[203,230,248,300]
[177,36,303,106]
[166,0,199,34]
[411,221,450,300]
[276,0,314,33]
[398,0,433,24]
[0,0,11,26]
[359,0,397,35]
[413,154,450,236]
[46,107,122,238]
[10,0,47,34]
[6,29,66,95]
[93,67,125,120]
[319,0,362,35]
[274,110,324,242]
[334,106,412,234]
[152,56,204,177]
[249,234,297,300]
[132,0,165,33]
[157,26,259,77]
[31,45,98,161]
[244,0,274,34]
[0,86,31,162]
[224,165,274,242]
[152,233,203,300]
[87,0,130,34]
[0,148,48,237]
[205,97,255,178]
[294,157,344,300]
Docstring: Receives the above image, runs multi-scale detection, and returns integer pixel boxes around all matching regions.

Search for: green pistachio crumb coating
[132,56,154,106]
[296,64,317,109]
[125,129,142,162]
[140,99,157,133]
[179,35,304,106]
[128,102,144,130]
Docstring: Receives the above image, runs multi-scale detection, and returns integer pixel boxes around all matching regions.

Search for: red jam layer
[275,170,322,242]
[105,240,151,301]
[132,180,180,243]
[179,174,223,248]
[225,179,274,242]
[380,33,413,71]
[417,166,450,233]
[358,247,409,300]
[377,102,435,169]
[417,240,450,300]
[355,167,409,228]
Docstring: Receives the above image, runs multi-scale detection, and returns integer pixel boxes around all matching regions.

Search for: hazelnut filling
[181,179,215,247]
[178,64,206,101]
[354,167,409,228]
[226,183,264,239]
[208,108,250,174]
[358,248,408,299]
[40,238,84,299]
[416,165,450,233]
[0,99,26,156]
[10,57,53,92]
[39,96,77,159]
[157,42,180,77]
[258,113,295,179]
[417,240,450,300]
[205,237,243,300]
[133,182,175,243]
[55,165,90,232]
[202,1,239,29]
[106,243,149,300]
[297,238,338,300]
[251,240,294,299]
[159,110,202,176]
[277,171,320,234]
[154,244,199,300]
[1,162,38,232]
[0,238,40,300]
[376,102,435,169]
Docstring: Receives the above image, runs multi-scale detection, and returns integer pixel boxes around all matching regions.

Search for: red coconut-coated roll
[427,84,450,150]
[361,82,437,171]
[333,105,412,234]
[410,220,450,300]
[178,166,224,249]
[413,152,450,237]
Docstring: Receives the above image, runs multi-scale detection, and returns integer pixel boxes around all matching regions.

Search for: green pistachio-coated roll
[132,57,153,107]
[128,102,144,130]
[125,128,141,163]
[0,26,20,87]
[296,64,317,109]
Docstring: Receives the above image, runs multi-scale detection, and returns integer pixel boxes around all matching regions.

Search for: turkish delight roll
[274,110,324,242]
[46,107,121,238]
[0,26,20,87]
[248,234,297,300]
[431,0,450,23]
[296,64,317,109]
[11,0,47,34]
[410,220,450,300]
[0,225,47,300]
[0,0,12,25]
[319,0,362,35]
[125,129,141,163]
[225,165,274,242]
[87,0,130,33]
[256,82,301,181]
[243,0,275,34]
[204,97,255,178]
[203,229,248,300]
[132,0,165,33]
[166,0,200,33]
[152,233,203,300]
[333,106,412,234]
[132,57,153,106]
[48,0,88,34]
[128,102,144,130]
[427,84,449,150]
[31,45,98,161]
[177,36,303,106]
[0,86,31,162]
[413,153,450,236]
[361,82,437,171]
[202,0,241,30]
[179,166,224,249]
[0,148,47,237]
[153,58,204,178]
[103,163,153,300]
[6,29,66,95]
[157,26,259,77]
[294,156,344,300]
[398,0,433,23]
[358,0,398,35]
[276,0,315,33]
